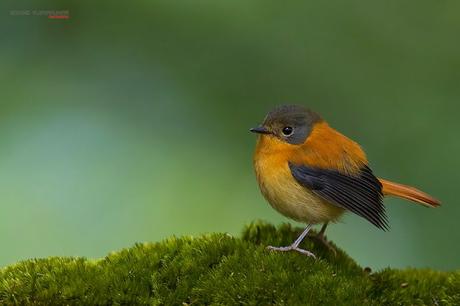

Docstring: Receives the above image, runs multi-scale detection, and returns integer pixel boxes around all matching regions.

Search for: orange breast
[252,121,367,224]
[254,123,350,224]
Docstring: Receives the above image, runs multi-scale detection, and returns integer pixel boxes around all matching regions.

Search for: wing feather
[289,163,388,230]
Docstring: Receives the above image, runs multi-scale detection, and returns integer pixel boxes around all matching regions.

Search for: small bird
[251,105,440,257]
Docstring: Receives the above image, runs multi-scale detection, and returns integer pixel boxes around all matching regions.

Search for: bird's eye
[282,126,293,136]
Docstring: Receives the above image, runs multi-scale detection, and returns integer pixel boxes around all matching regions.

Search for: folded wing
[289,162,388,230]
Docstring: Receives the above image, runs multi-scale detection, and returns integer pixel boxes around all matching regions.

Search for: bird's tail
[379,178,441,208]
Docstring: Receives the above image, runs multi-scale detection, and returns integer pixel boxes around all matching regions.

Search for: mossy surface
[0,221,458,305]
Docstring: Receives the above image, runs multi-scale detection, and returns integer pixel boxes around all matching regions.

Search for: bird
[250,105,440,257]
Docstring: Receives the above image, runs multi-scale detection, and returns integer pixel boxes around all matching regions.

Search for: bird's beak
[250,125,271,134]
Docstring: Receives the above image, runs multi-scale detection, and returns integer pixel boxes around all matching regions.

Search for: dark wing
[289,162,388,230]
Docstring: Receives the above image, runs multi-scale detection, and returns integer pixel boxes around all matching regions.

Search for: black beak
[250,126,270,134]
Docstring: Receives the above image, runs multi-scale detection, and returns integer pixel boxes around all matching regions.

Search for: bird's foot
[266,245,316,258]
[311,233,337,256]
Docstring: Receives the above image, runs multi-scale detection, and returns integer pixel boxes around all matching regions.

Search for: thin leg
[317,222,328,239]
[267,224,316,258]
[292,224,313,248]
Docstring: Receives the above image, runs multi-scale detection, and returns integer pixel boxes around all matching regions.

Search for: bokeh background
[1,1,459,270]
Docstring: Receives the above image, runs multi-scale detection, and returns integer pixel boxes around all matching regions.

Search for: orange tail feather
[379,178,441,208]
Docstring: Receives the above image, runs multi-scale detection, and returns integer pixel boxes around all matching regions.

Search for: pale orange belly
[254,154,345,224]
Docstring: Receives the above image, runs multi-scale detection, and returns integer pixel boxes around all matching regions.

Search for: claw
[267,245,292,252]
[265,224,317,258]
[293,247,316,258]
[266,245,316,258]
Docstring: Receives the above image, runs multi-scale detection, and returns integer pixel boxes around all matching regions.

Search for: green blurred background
[1,1,459,270]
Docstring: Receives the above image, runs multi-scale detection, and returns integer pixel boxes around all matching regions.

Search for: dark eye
[282,126,293,136]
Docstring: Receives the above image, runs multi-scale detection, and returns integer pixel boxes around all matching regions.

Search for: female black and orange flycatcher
[251,105,440,258]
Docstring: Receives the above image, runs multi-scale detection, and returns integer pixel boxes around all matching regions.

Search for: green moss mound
[0,221,458,305]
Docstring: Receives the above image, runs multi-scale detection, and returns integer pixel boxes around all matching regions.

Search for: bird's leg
[317,222,328,238]
[311,222,337,256]
[267,224,316,258]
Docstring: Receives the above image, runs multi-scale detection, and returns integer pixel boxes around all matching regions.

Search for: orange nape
[379,178,441,208]
[289,121,369,174]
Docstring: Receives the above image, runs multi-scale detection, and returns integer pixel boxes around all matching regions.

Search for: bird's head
[250,105,322,145]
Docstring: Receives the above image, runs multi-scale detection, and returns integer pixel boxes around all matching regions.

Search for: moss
[0,221,458,305]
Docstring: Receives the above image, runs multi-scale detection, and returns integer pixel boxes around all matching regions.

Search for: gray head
[250,105,322,144]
